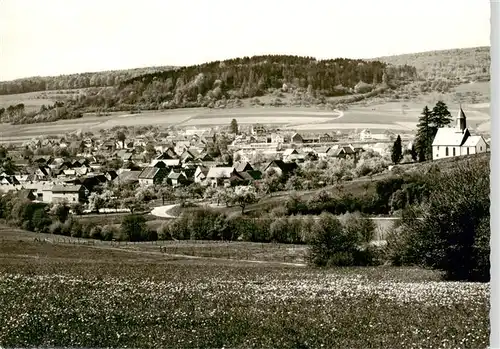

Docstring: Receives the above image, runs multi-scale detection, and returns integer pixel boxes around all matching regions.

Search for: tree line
[0,66,176,95]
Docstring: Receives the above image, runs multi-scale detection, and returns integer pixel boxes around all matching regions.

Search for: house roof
[17,189,36,200]
[168,172,186,180]
[206,167,234,179]
[283,149,299,156]
[233,161,253,172]
[432,127,469,146]
[51,185,83,193]
[139,167,161,179]
[265,160,298,172]
[114,171,141,183]
[155,159,181,167]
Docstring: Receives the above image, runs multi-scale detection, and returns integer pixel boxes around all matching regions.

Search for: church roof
[457,106,466,119]
[462,135,483,147]
[432,127,469,146]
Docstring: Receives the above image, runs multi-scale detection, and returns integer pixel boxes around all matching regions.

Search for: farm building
[138,167,168,186]
[49,185,87,204]
[432,107,488,160]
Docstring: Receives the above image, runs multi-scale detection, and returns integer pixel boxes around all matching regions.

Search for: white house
[360,129,372,141]
[432,107,488,160]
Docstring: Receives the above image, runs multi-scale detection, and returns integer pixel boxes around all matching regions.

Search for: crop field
[0,229,490,349]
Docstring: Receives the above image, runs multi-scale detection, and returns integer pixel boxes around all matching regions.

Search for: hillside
[0,47,491,125]
[0,66,177,95]
[371,46,490,83]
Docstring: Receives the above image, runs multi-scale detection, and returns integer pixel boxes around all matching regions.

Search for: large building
[432,106,488,161]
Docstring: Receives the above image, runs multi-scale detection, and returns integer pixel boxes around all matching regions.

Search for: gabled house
[115,150,134,162]
[179,149,200,163]
[138,167,168,186]
[282,148,304,162]
[319,133,335,143]
[104,170,118,182]
[167,170,190,187]
[49,185,87,204]
[271,133,285,144]
[251,124,267,136]
[194,166,209,184]
[233,161,254,173]
[263,160,298,177]
[17,189,37,201]
[113,170,141,185]
[206,167,237,188]
[152,159,181,168]
[291,133,304,144]
[315,146,330,158]
[156,148,178,160]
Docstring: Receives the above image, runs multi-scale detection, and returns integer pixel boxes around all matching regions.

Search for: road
[150,204,178,218]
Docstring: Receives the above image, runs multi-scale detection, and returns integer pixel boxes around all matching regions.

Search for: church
[431,106,488,161]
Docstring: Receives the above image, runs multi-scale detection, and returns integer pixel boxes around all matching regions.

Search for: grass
[0,234,489,349]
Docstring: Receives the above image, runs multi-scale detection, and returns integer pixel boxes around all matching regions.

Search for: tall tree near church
[415,106,433,162]
[431,101,453,129]
[391,135,403,164]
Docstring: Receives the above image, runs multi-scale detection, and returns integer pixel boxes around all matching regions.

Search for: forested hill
[101,55,417,109]
[0,66,177,95]
[371,46,490,82]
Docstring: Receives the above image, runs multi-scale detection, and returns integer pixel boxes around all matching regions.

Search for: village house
[281,148,306,162]
[360,129,372,141]
[319,133,336,143]
[138,167,168,186]
[251,124,267,136]
[167,170,189,187]
[205,167,237,188]
[432,106,488,160]
[263,160,298,177]
[113,170,141,185]
[152,158,181,168]
[270,133,285,144]
[48,184,87,204]
[291,133,304,144]
[194,166,209,184]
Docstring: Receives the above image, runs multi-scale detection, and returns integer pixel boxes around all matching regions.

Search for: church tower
[456,105,467,132]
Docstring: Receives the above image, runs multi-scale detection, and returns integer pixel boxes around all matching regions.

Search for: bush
[70,220,83,238]
[340,211,376,244]
[308,212,359,267]
[101,225,119,241]
[32,208,52,232]
[307,211,380,267]
[90,226,103,240]
[157,221,172,240]
[49,221,64,235]
[120,214,148,242]
[393,157,490,281]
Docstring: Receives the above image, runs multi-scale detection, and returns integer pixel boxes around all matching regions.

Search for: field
[0,90,84,112]
[0,228,490,349]
[0,82,491,144]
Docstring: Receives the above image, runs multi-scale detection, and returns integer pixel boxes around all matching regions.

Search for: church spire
[456,104,466,132]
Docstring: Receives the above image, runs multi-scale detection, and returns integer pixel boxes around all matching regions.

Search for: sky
[0,0,491,81]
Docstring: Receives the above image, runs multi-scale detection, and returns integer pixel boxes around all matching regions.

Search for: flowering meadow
[0,239,490,349]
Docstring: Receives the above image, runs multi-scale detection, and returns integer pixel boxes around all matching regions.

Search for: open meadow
[0,228,490,349]
[0,82,491,144]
